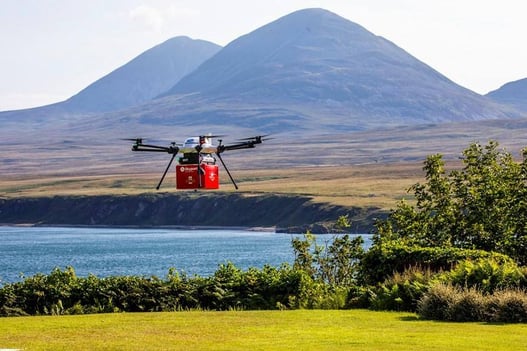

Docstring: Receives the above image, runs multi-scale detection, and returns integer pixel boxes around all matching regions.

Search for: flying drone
[125,134,268,190]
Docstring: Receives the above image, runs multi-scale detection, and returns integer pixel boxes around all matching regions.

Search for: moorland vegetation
[2,141,527,322]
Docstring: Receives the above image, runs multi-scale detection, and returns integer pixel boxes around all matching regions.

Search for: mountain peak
[63,36,221,113]
[161,7,396,99]
[156,7,515,129]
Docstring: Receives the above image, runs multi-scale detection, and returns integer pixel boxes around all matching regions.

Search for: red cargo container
[175,164,219,189]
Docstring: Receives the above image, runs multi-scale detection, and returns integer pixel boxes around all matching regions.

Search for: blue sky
[1,0,526,111]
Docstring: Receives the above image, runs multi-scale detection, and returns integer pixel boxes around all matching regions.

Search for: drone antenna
[156,153,177,190]
[216,152,238,190]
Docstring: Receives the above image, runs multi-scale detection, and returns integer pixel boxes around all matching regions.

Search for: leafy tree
[291,232,320,278]
[375,141,527,264]
[291,215,364,286]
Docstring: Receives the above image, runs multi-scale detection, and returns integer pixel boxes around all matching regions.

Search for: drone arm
[217,135,267,153]
[133,148,169,152]
[132,144,179,154]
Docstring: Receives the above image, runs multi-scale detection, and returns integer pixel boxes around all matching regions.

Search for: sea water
[0,226,370,284]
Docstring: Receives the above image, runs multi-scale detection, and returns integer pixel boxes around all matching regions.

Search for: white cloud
[165,4,200,18]
[129,5,165,32]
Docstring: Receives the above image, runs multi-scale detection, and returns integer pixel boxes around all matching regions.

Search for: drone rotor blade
[122,138,144,146]
[202,134,226,139]
[156,153,177,190]
[216,152,238,190]
[237,134,270,141]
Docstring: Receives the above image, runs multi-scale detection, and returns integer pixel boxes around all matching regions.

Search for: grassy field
[0,163,426,209]
[0,309,525,350]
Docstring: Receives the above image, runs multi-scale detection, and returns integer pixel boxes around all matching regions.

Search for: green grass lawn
[1,309,525,350]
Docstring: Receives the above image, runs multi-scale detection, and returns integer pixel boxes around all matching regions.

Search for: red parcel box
[176,164,219,189]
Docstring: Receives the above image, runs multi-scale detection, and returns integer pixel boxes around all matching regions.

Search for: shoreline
[0,194,379,234]
[0,223,278,232]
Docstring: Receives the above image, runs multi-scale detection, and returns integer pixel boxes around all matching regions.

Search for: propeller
[237,135,271,142]
[122,138,144,144]
[200,134,226,139]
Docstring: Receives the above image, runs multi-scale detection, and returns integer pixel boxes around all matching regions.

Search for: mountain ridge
[2,8,522,131]
[141,8,520,134]
[487,78,527,113]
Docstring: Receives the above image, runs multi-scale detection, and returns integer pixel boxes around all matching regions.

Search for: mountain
[1,7,526,179]
[2,9,520,134]
[486,78,527,113]
[63,36,221,113]
[0,36,221,118]
[146,8,517,133]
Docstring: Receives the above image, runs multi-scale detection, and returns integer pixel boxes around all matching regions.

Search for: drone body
[126,134,267,190]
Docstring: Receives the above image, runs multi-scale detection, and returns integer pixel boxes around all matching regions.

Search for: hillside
[487,78,527,113]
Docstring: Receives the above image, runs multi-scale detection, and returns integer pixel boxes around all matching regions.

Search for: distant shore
[0,223,278,232]
[0,194,382,234]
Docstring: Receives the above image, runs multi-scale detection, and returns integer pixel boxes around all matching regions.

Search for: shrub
[441,258,525,293]
[368,266,434,312]
[360,241,512,285]
[418,283,527,323]
[487,289,527,323]
[291,228,364,287]
[0,264,312,316]
[293,275,350,310]
[446,288,487,322]
[417,283,457,321]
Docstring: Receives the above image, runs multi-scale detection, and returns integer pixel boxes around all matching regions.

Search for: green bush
[368,266,434,312]
[374,141,527,265]
[441,258,525,293]
[291,228,364,287]
[0,264,312,316]
[360,241,512,285]
[417,283,456,321]
[290,272,351,310]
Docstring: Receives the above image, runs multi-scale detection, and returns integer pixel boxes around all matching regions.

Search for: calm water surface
[0,226,371,284]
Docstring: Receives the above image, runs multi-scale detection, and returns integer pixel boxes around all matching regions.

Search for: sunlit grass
[0,163,426,209]
[0,309,525,350]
